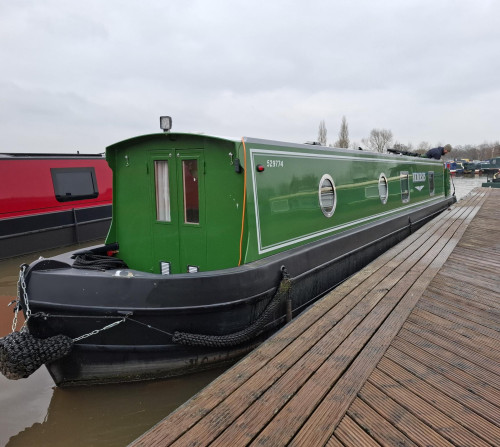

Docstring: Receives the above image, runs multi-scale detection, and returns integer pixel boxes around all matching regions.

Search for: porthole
[318,174,336,218]
[378,173,388,204]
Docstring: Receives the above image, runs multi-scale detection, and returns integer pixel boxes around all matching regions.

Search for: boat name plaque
[412,172,426,182]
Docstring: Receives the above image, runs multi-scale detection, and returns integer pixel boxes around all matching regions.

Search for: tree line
[317,118,500,161]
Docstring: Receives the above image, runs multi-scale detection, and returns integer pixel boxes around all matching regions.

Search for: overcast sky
[1,0,499,153]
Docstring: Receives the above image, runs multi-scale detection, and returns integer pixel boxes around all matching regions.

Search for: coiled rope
[72,252,128,271]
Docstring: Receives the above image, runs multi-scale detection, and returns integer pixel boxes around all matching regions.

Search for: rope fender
[0,263,74,380]
[172,266,292,348]
[0,261,128,381]
[0,331,73,380]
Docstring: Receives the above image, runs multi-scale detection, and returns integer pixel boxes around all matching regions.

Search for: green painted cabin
[105,133,450,275]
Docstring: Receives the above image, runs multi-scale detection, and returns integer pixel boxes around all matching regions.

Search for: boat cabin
[105,130,450,276]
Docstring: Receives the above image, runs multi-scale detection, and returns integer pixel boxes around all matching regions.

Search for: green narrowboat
[4,119,456,386]
[482,156,500,176]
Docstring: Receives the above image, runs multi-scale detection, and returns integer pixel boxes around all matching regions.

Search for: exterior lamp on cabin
[160,116,172,132]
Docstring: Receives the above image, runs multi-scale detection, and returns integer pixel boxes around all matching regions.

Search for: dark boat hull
[0,205,112,260]
[0,153,113,259]
[23,195,455,386]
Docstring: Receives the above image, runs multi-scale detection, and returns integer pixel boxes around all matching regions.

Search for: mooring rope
[172,266,292,348]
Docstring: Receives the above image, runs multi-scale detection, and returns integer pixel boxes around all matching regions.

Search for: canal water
[0,175,488,446]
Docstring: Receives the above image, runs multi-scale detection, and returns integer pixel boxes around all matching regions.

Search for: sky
[1,0,499,153]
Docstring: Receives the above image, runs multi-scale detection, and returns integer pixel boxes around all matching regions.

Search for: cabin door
[150,150,206,274]
[174,150,206,273]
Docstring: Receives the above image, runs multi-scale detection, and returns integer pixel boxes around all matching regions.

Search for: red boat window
[51,167,98,202]
[182,160,199,224]
[154,160,171,222]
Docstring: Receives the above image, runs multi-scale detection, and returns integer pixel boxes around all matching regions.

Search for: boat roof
[107,132,440,161]
[106,132,240,150]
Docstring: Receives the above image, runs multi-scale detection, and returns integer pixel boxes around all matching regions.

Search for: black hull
[23,196,455,386]
[0,205,111,260]
[482,168,499,176]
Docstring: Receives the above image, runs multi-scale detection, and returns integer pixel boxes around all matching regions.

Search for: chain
[11,284,20,333]
[11,264,29,332]
[10,264,129,343]
[19,265,31,321]
[72,314,130,342]
[18,264,31,330]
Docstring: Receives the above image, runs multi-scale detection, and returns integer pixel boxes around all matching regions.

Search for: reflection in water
[0,177,488,446]
[5,368,227,447]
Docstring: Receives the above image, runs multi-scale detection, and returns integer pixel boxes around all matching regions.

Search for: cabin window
[155,161,171,222]
[183,159,199,224]
[319,174,336,218]
[51,167,98,202]
[400,171,410,203]
[428,171,435,196]
[378,173,389,204]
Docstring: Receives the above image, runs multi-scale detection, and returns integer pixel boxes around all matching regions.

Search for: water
[0,175,487,446]
[450,173,489,200]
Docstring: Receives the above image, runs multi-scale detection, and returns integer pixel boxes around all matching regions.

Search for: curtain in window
[155,161,170,221]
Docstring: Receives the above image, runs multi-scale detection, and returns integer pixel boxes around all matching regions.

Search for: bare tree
[317,120,327,146]
[334,116,350,148]
[393,141,414,153]
[333,116,349,148]
[415,141,431,155]
[362,129,393,153]
[450,141,500,161]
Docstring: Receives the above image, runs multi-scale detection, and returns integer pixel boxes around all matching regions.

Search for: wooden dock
[131,187,500,447]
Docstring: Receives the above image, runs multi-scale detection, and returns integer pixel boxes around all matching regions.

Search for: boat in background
[0,153,112,259]
[481,157,500,176]
[462,161,481,175]
[445,161,464,176]
[9,118,456,386]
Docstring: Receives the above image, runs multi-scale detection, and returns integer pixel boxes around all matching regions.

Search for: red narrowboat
[0,153,112,259]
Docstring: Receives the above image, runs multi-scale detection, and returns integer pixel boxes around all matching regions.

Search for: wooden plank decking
[131,188,500,447]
